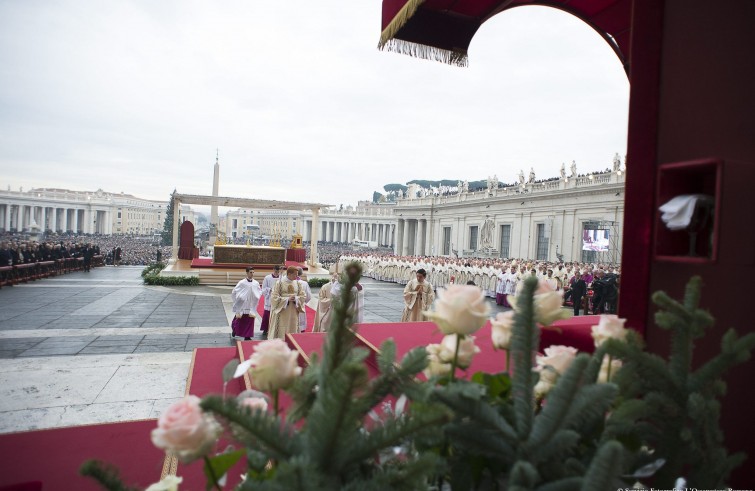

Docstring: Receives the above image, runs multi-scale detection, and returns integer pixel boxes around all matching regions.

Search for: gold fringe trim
[378,38,469,67]
[378,0,426,48]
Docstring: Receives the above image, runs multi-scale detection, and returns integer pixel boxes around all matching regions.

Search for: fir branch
[688,329,755,393]
[444,422,516,460]
[512,276,540,440]
[335,407,450,469]
[433,383,518,444]
[535,476,582,491]
[200,396,297,459]
[528,356,592,450]
[377,339,397,374]
[305,365,362,472]
[581,440,623,491]
[79,460,140,491]
[508,460,540,490]
[531,429,582,464]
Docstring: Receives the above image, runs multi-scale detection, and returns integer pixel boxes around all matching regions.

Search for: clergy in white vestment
[331,278,365,325]
[259,265,281,336]
[297,267,313,332]
[268,266,306,340]
[401,268,435,322]
[313,274,337,332]
[231,267,262,340]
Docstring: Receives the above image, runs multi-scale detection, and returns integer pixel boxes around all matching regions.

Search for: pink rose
[151,396,221,462]
[490,311,515,350]
[591,315,628,347]
[536,345,578,375]
[426,285,491,335]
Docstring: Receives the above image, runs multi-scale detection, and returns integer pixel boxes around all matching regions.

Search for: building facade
[296,171,625,263]
[0,187,183,235]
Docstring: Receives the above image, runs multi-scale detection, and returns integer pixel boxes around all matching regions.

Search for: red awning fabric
[379,0,632,73]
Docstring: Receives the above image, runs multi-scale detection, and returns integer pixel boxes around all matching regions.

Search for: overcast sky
[0,1,629,209]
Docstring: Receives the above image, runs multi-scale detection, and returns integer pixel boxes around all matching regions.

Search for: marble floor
[0,265,509,433]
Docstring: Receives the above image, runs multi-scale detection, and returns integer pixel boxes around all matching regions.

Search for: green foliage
[601,276,755,488]
[142,274,199,286]
[79,460,140,491]
[383,183,408,193]
[161,191,176,246]
[307,277,330,288]
[372,191,384,203]
[82,274,754,491]
[140,263,165,277]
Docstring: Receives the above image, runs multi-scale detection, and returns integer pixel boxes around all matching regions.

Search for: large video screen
[582,229,610,252]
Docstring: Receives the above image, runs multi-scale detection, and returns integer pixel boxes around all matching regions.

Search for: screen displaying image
[582,229,610,252]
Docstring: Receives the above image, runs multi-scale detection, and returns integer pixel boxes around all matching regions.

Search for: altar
[213,245,286,265]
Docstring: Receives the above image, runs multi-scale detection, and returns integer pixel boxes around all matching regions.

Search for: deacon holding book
[231,266,262,340]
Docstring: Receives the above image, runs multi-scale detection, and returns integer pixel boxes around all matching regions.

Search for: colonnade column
[417,220,427,256]
[3,204,10,231]
[309,208,320,267]
[396,219,404,255]
[402,220,410,256]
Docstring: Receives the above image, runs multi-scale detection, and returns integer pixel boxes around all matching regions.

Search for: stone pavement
[0,266,509,433]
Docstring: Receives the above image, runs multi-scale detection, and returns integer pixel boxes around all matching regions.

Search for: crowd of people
[338,253,620,315]
[0,232,169,267]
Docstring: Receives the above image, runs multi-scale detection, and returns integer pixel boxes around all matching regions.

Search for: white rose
[513,280,571,326]
[423,344,452,378]
[439,335,480,369]
[536,345,578,375]
[490,311,515,350]
[597,355,622,383]
[151,396,221,462]
[534,367,559,398]
[591,315,628,347]
[146,475,183,491]
[244,339,302,391]
[426,285,491,335]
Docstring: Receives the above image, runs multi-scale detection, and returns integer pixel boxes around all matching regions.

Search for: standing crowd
[338,253,620,315]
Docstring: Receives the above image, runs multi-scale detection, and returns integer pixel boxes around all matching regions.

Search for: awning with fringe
[379,0,632,73]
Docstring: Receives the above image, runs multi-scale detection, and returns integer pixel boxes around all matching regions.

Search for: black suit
[571,279,587,315]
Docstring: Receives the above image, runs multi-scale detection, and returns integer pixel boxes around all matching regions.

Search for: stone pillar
[72,209,79,234]
[3,204,10,231]
[396,219,404,255]
[418,220,427,256]
[309,208,320,267]
[402,220,410,256]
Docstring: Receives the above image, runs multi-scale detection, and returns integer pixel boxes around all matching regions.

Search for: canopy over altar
[169,193,330,268]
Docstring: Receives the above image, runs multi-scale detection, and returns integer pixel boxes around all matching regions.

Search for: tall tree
[161,190,176,246]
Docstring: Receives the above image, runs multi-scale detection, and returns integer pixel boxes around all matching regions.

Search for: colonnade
[395,218,431,256]
[0,203,112,234]
[303,219,396,247]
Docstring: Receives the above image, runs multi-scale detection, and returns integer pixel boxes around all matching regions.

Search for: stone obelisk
[209,150,219,246]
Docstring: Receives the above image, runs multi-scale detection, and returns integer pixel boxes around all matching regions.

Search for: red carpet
[0,420,164,491]
[186,347,246,398]
[190,257,307,269]
[354,322,508,378]
[541,316,600,354]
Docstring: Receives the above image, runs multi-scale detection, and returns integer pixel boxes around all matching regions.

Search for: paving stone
[79,345,138,355]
